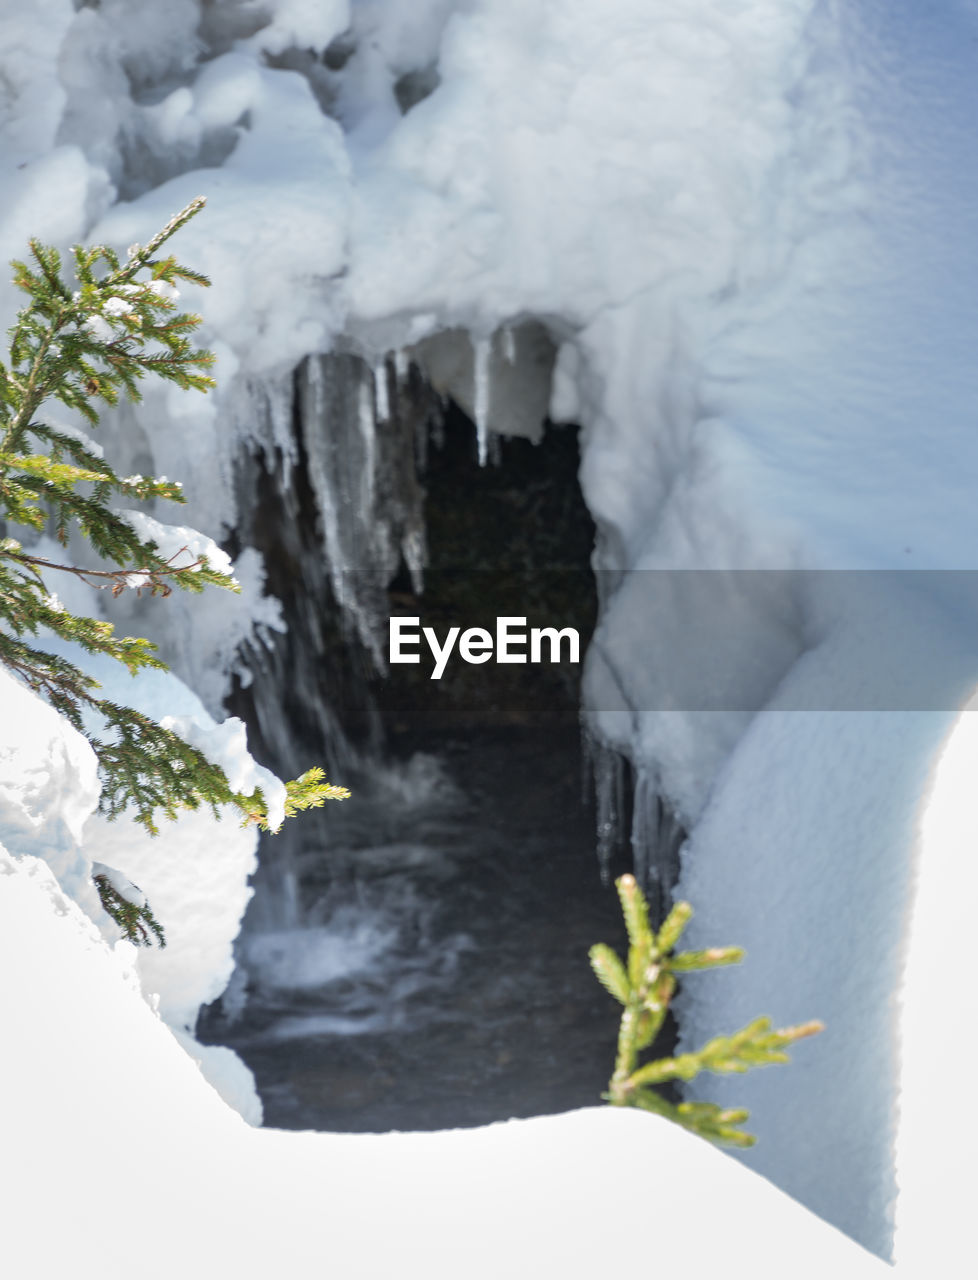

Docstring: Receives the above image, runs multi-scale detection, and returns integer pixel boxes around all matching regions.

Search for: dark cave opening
[200,365,680,1132]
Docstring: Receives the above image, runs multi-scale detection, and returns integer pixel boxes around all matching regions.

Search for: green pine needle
[92,870,166,948]
[1,198,351,944]
[593,874,823,1146]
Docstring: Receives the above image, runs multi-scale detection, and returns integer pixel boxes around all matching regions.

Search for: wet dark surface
[198,728,632,1133]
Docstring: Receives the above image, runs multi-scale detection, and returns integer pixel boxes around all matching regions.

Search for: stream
[198,727,631,1132]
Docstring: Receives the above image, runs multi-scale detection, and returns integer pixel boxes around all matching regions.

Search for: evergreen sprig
[591,874,822,1147]
[92,865,166,948]
[0,199,349,944]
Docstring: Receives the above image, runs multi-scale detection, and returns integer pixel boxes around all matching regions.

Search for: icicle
[359,369,377,518]
[300,359,365,652]
[655,801,687,922]
[238,375,297,476]
[581,723,595,807]
[591,739,626,885]
[393,348,409,383]
[501,325,516,364]
[299,353,428,671]
[263,374,298,470]
[373,355,390,422]
[473,336,491,466]
[629,772,688,926]
[630,768,653,899]
[402,527,426,595]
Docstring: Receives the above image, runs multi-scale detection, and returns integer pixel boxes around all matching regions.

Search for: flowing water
[198,728,630,1132]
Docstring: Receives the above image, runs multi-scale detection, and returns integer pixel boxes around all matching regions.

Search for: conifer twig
[591,874,823,1146]
[5,546,206,594]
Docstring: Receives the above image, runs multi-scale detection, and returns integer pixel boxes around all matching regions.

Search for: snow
[0,634,266,1116]
[90,860,146,908]
[91,59,352,375]
[0,0,976,1269]
[103,513,287,711]
[894,699,978,1273]
[246,0,351,58]
[159,713,287,832]
[37,416,105,459]
[65,650,270,1036]
[148,278,179,302]
[0,837,889,1279]
[102,294,135,317]
[0,655,891,1274]
[0,667,100,912]
[82,311,113,342]
[119,508,235,578]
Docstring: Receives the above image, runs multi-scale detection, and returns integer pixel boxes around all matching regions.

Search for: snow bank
[0,668,100,911]
[675,647,964,1245]
[0,845,889,1280]
[0,650,265,1120]
[69,656,266,1028]
[894,700,978,1273]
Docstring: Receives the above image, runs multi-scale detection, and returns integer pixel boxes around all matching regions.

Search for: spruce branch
[4,543,220,598]
[0,199,350,923]
[92,864,165,948]
[591,874,823,1147]
[283,767,352,818]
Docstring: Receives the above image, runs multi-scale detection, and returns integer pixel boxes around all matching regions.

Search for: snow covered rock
[0,667,100,913]
[0,654,264,1121]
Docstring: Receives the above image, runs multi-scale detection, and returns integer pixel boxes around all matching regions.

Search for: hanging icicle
[585,733,627,885]
[582,725,687,907]
[295,353,430,670]
[402,527,426,595]
[253,373,299,471]
[630,768,687,926]
[359,369,377,518]
[373,355,390,422]
[473,336,491,466]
